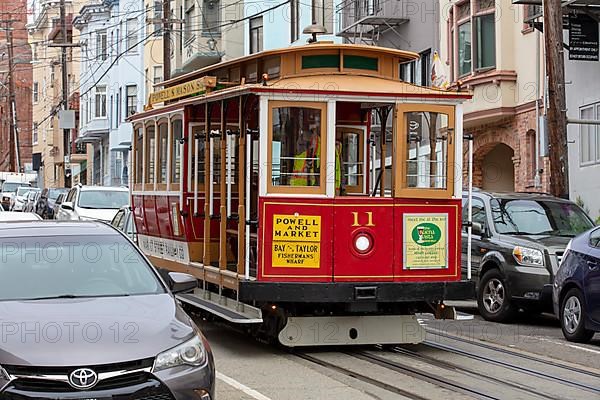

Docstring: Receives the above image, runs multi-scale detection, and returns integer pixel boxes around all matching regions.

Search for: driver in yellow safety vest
[291,130,320,186]
[290,131,343,190]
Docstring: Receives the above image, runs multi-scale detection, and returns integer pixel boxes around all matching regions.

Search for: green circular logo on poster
[411,223,441,246]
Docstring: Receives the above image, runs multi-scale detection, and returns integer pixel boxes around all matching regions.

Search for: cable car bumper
[239,280,475,303]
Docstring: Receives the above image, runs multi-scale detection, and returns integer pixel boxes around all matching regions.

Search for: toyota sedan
[0,221,214,399]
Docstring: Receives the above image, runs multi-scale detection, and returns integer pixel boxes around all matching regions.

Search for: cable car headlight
[354,233,373,254]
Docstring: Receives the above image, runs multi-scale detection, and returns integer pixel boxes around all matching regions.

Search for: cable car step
[176,288,263,324]
[278,315,426,347]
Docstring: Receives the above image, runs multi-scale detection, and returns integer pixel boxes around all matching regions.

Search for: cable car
[129,41,474,346]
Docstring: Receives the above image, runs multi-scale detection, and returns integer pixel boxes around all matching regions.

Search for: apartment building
[74,0,145,186]
[0,0,33,174]
[439,0,548,192]
[29,0,90,188]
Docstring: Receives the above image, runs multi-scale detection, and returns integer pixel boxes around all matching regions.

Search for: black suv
[462,190,595,322]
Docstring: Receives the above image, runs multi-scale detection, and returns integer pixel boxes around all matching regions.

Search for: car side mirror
[472,222,487,237]
[167,272,197,294]
[61,202,73,211]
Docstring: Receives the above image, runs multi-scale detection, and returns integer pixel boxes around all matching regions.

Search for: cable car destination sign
[148,76,217,107]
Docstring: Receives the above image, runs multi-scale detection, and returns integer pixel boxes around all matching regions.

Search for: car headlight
[513,246,544,267]
[153,334,207,372]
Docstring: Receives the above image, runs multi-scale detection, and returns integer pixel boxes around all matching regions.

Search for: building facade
[245,0,341,54]
[0,1,33,174]
[439,0,549,193]
[337,0,437,86]
[563,5,600,220]
[28,0,90,188]
[74,0,145,186]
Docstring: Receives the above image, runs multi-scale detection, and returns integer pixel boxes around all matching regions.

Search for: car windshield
[48,188,66,200]
[0,235,165,301]
[491,199,594,237]
[78,190,130,209]
[2,182,28,193]
[16,187,31,196]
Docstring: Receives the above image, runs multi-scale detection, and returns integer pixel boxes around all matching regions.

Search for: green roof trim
[343,55,378,71]
[302,54,340,69]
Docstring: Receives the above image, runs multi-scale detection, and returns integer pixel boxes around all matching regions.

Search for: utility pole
[3,20,21,172]
[163,0,171,81]
[60,0,71,188]
[543,0,569,198]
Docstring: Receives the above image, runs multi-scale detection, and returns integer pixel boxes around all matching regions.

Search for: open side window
[267,101,327,195]
[395,104,455,199]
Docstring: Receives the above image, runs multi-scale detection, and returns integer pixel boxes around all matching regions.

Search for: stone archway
[476,143,515,192]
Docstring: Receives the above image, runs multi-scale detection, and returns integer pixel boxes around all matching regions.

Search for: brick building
[0,0,33,173]
[440,0,550,193]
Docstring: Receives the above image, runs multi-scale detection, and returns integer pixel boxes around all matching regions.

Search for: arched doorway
[482,143,515,191]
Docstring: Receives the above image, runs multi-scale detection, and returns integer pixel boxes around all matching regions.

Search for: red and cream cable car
[129,42,474,346]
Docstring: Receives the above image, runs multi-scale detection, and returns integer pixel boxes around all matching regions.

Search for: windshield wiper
[28,294,88,300]
[28,293,131,301]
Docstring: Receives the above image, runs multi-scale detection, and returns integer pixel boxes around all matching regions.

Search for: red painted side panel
[333,198,394,282]
[258,198,334,282]
[132,195,147,235]
[155,195,173,237]
[144,196,159,237]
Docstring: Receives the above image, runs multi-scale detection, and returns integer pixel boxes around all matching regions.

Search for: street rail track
[295,352,430,400]
[386,346,567,400]
[422,340,600,395]
[425,329,600,379]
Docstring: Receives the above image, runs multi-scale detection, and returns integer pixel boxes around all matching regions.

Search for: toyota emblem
[68,368,98,390]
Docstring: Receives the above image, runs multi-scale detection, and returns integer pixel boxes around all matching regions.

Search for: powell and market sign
[148,76,217,107]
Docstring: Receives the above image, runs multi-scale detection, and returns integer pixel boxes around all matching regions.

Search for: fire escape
[336,0,410,47]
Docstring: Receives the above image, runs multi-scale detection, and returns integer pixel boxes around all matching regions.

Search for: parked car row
[462,189,599,343]
[0,184,130,222]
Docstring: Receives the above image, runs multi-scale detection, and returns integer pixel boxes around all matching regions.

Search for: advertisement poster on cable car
[403,213,448,269]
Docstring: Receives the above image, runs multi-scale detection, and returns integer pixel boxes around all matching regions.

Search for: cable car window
[406,111,449,189]
[146,125,155,183]
[134,126,143,184]
[157,123,168,183]
[396,104,455,198]
[190,125,205,186]
[171,119,183,184]
[269,103,326,193]
[336,127,364,194]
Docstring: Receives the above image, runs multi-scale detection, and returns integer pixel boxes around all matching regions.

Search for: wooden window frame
[336,126,365,195]
[145,123,156,185]
[267,100,328,195]
[189,122,206,192]
[156,119,169,190]
[395,103,456,199]
[170,117,183,190]
[133,124,143,191]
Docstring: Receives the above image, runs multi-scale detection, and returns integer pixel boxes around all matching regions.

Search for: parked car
[0,211,43,222]
[462,190,595,322]
[35,187,68,219]
[1,181,31,210]
[52,193,66,219]
[55,185,130,222]
[553,227,600,343]
[24,191,42,213]
[11,187,38,211]
[0,221,214,399]
[111,205,137,244]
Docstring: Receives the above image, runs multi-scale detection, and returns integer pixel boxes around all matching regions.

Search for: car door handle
[587,260,599,271]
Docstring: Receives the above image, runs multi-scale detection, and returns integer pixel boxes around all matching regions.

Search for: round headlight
[354,233,373,254]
